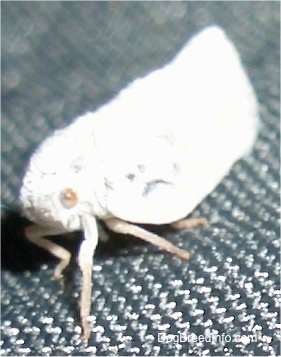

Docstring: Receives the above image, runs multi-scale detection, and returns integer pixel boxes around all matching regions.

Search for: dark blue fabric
[2,2,280,355]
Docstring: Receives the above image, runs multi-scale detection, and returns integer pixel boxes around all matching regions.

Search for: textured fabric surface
[1,2,280,356]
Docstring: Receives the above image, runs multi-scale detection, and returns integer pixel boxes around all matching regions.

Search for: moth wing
[91,26,258,224]
[106,184,187,225]
[103,137,191,224]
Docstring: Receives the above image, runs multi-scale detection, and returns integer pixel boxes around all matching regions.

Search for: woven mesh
[1,2,280,355]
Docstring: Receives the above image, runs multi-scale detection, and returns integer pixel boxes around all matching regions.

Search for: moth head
[19,130,105,231]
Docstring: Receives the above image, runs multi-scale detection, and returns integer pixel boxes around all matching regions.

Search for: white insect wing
[87,26,258,224]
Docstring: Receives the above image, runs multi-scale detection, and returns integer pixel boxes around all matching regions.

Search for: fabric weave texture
[1,2,280,356]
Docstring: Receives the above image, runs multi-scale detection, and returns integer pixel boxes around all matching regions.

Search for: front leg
[105,217,190,260]
[25,225,71,280]
[78,215,99,342]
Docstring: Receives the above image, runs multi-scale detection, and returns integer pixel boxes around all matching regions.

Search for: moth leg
[171,217,208,231]
[25,225,71,280]
[97,222,109,243]
[105,217,190,260]
[78,215,99,342]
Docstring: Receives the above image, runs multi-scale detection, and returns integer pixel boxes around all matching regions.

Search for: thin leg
[79,262,92,342]
[171,217,207,231]
[105,217,190,260]
[97,222,109,243]
[25,225,71,280]
[78,215,99,342]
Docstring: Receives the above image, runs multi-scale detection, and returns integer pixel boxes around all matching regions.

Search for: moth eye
[60,188,78,209]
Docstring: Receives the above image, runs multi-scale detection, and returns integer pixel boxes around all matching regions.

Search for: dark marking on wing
[143,179,173,196]
[71,164,82,173]
[138,164,145,173]
[71,156,85,173]
[126,173,136,181]
[105,178,114,189]
[173,162,180,174]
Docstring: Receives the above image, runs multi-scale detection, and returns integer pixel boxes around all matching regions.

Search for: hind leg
[171,217,207,231]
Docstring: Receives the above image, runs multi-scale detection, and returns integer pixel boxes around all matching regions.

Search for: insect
[19,26,258,342]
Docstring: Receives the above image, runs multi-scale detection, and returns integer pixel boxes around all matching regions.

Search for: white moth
[19,26,258,341]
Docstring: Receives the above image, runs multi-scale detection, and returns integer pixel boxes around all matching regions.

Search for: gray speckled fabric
[1,2,280,356]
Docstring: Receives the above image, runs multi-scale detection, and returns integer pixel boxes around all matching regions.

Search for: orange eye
[60,188,78,209]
